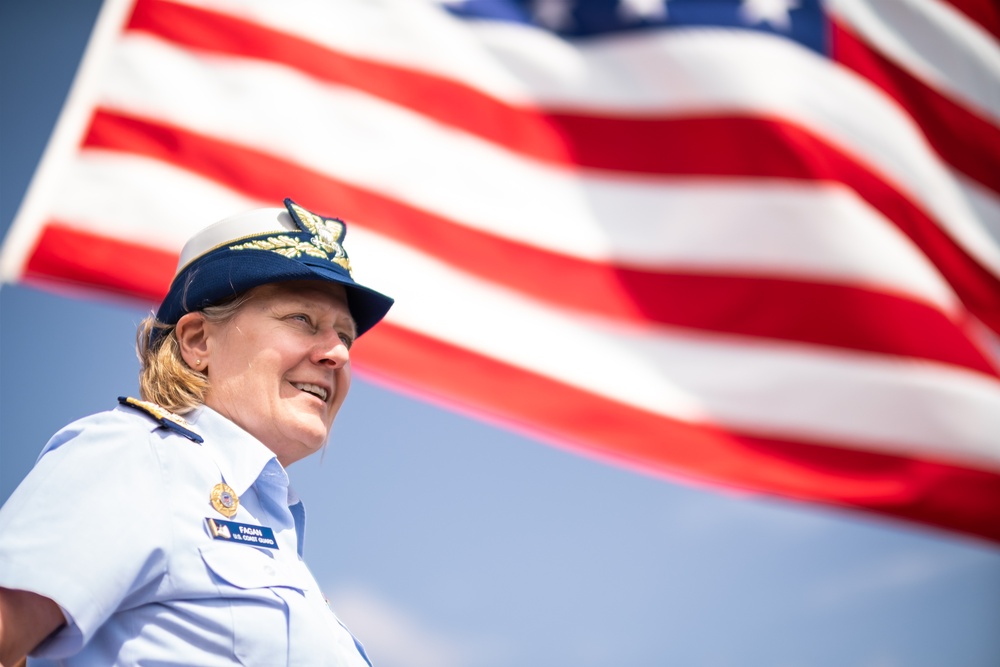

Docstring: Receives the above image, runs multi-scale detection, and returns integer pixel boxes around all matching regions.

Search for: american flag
[2,0,999,542]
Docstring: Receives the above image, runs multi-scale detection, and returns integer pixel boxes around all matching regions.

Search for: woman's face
[199,280,356,466]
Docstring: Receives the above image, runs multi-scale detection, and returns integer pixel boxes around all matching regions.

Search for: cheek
[341,366,353,396]
[211,349,284,404]
[331,369,352,412]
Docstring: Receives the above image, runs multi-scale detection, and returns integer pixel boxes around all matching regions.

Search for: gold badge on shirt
[210,483,239,518]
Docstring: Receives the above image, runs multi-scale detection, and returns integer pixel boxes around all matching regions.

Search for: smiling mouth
[293,382,328,402]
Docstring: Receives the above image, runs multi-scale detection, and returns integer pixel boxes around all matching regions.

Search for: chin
[269,420,328,461]
[294,424,332,452]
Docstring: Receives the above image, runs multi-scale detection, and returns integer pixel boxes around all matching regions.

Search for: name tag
[205,517,279,549]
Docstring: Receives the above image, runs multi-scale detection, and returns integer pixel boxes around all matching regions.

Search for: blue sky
[2,2,999,666]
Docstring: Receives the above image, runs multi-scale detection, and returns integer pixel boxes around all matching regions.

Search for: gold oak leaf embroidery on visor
[228,201,353,274]
[229,235,328,260]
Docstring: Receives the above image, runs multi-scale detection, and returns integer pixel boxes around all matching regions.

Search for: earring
[195,359,202,366]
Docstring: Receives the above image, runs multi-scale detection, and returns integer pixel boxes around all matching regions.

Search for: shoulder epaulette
[118,396,204,443]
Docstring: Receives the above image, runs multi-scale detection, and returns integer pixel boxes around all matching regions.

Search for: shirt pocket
[199,543,311,666]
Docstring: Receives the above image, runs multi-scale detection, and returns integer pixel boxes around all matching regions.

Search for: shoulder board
[118,396,204,443]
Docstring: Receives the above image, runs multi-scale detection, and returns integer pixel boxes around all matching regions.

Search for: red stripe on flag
[941,0,1000,41]
[120,3,1000,336]
[82,111,999,374]
[355,322,1000,544]
[128,0,994,186]
[9,0,996,546]
[18,222,1000,543]
[126,0,574,165]
[832,19,1000,196]
[348,186,999,378]
[23,222,176,301]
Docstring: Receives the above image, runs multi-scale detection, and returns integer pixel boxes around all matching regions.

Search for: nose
[314,330,350,367]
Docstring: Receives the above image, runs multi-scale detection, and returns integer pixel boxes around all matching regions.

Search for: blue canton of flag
[443,0,828,53]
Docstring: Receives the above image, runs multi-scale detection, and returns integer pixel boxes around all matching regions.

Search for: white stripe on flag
[354,226,1000,471]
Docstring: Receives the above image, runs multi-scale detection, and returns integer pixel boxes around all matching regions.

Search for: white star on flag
[740,0,799,31]
[534,0,576,30]
[618,0,669,22]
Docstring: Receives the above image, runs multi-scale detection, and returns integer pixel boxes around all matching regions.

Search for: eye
[338,331,355,349]
[286,313,314,327]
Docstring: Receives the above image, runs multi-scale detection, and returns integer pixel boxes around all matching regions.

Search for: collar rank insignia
[227,198,353,275]
[118,396,203,443]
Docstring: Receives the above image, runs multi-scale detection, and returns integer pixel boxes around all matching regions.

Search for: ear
[175,312,210,370]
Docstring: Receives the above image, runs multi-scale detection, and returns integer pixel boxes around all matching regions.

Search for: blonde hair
[135,292,254,414]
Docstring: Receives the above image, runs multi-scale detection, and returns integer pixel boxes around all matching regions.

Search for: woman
[0,199,393,665]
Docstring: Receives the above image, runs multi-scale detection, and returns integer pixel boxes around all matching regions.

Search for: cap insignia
[227,199,352,274]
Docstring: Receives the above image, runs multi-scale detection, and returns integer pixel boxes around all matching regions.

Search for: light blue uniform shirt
[0,400,371,666]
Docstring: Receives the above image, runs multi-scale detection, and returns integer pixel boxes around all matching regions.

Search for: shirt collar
[187,405,287,497]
